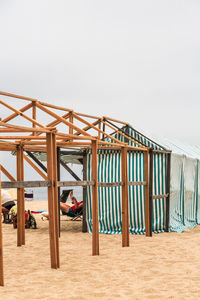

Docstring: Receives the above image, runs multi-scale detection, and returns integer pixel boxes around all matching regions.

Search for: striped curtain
[86,143,168,234]
[86,150,122,234]
[170,155,200,232]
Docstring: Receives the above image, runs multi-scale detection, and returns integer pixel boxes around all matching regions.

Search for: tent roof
[141,130,200,159]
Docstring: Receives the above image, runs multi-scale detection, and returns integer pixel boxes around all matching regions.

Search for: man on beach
[42,191,83,219]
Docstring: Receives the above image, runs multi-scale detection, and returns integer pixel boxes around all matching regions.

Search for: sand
[1,200,200,299]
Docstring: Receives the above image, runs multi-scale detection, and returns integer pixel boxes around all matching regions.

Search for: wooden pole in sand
[144,150,150,236]
[46,132,59,268]
[145,149,153,237]
[52,134,60,268]
[91,140,99,255]
[0,166,4,286]
[82,152,88,233]
[121,146,129,247]
[165,153,171,232]
[57,147,61,238]
[16,144,25,246]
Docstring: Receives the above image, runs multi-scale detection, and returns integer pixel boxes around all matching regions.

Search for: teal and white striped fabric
[170,155,200,232]
[86,150,122,234]
[86,125,168,234]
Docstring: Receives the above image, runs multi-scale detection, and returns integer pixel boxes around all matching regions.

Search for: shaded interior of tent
[0,91,199,285]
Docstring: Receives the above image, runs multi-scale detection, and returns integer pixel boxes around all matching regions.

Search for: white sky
[0,0,200,144]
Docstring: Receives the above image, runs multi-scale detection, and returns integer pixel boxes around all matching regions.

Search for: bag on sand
[9,206,37,229]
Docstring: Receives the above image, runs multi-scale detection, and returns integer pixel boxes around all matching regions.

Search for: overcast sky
[0,0,200,145]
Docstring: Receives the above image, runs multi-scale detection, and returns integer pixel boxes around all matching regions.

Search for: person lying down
[42,192,83,220]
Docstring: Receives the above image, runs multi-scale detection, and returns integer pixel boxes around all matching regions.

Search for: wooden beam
[0,100,45,128]
[2,102,33,123]
[52,134,60,268]
[75,112,100,120]
[0,144,16,151]
[0,164,16,181]
[16,145,25,246]
[152,193,169,199]
[46,133,59,269]
[121,146,129,247]
[39,101,72,112]
[25,112,71,140]
[1,181,50,188]
[23,146,47,152]
[102,118,105,141]
[36,102,91,137]
[0,121,53,133]
[0,136,49,140]
[73,112,125,145]
[0,166,4,286]
[0,91,37,102]
[98,182,124,187]
[102,120,145,148]
[128,181,146,186]
[72,119,101,138]
[46,112,71,128]
[149,150,153,236]
[144,150,150,236]
[60,159,81,181]
[23,154,48,180]
[25,151,47,173]
[98,121,101,139]
[92,140,99,255]
[69,112,73,136]
[59,150,85,155]
[166,153,171,232]
[32,102,36,136]
[57,148,61,237]
[57,180,94,187]
[102,116,129,126]
[145,150,153,237]
[82,153,88,233]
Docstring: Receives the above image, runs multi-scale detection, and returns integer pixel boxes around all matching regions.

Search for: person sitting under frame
[42,192,83,219]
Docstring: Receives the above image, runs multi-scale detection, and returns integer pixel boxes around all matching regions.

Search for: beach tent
[152,139,200,233]
[86,125,200,234]
[86,125,169,234]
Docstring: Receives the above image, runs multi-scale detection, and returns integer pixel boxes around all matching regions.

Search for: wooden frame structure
[0,91,171,286]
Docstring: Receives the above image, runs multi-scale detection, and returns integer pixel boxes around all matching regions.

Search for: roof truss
[0,91,148,151]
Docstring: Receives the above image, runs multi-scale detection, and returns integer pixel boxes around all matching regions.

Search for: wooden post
[91,140,99,255]
[46,132,59,269]
[124,125,129,144]
[166,153,171,232]
[32,102,36,136]
[57,147,61,238]
[82,153,88,233]
[145,149,153,237]
[16,144,25,246]
[121,146,129,247]
[149,149,153,236]
[69,112,73,136]
[102,118,105,141]
[52,134,60,268]
[144,150,150,236]
[98,121,101,139]
[0,166,4,286]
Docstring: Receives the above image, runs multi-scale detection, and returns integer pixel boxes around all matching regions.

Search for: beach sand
[1,200,200,299]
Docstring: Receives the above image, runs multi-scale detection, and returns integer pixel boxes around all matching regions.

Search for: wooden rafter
[0,164,16,182]
[2,102,33,123]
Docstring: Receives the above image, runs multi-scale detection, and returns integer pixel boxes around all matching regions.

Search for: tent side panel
[86,150,167,235]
